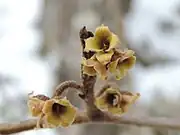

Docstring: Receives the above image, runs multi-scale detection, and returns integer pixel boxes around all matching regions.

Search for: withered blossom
[109,50,136,80]
[27,93,50,117]
[84,24,119,52]
[42,97,76,127]
[82,56,108,80]
[95,87,140,115]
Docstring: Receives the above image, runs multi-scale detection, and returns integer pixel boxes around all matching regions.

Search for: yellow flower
[109,50,136,80]
[82,57,108,80]
[27,94,50,117]
[42,97,76,127]
[95,87,123,115]
[95,87,140,115]
[84,24,120,52]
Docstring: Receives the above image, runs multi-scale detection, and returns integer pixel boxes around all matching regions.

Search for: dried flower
[82,57,108,80]
[95,87,123,115]
[27,93,50,117]
[109,50,136,80]
[95,87,140,115]
[42,97,76,127]
[84,24,119,52]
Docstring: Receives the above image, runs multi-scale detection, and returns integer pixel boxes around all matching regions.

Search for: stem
[0,112,89,134]
[53,80,83,97]
[79,27,105,120]
[2,116,180,134]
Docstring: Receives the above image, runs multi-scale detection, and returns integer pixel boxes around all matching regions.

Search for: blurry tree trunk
[41,0,80,134]
[41,0,79,103]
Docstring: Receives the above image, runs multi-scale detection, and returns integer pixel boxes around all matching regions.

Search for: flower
[82,56,108,80]
[84,24,120,52]
[27,93,50,117]
[42,97,76,127]
[95,87,123,115]
[95,87,140,115]
[109,50,136,80]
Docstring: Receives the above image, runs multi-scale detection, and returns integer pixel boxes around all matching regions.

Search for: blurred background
[0,0,180,134]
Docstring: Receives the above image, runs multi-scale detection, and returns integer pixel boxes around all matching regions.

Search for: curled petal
[95,25,112,40]
[82,57,97,67]
[42,98,76,127]
[108,57,121,73]
[120,92,140,113]
[94,62,108,80]
[96,50,114,65]
[83,66,96,76]
[107,33,120,51]
[84,38,102,52]
[124,50,135,58]
[28,97,45,117]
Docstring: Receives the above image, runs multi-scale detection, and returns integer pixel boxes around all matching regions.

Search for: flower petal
[82,57,97,67]
[94,62,107,80]
[27,98,44,117]
[96,50,114,65]
[84,37,102,52]
[107,33,120,51]
[95,96,109,110]
[122,92,140,104]
[42,100,54,114]
[120,56,136,70]
[124,50,135,58]
[108,57,121,73]
[95,25,112,40]
[83,66,96,76]
[45,113,61,126]
[108,107,123,115]
[115,67,127,80]
[60,106,76,127]
[55,98,71,106]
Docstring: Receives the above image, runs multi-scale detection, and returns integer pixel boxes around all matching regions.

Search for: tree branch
[110,115,180,129]
[1,116,180,134]
[0,119,37,134]
[53,80,83,97]
[0,112,89,134]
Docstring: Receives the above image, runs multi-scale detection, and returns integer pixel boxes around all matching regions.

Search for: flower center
[52,103,67,116]
[106,93,119,106]
[99,37,110,51]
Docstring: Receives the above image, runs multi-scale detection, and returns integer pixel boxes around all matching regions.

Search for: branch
[2,116,180,134]
[0,119,36,134]
[53,80,83,97]
[0,112,89,134]
[110,115,180,129]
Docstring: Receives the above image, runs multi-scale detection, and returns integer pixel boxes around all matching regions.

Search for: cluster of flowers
[27,25,140,129]
[82,24,136,80]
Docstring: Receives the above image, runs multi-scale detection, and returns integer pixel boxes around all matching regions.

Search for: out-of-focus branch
[1,116,180,134]
[110,116,180,129]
